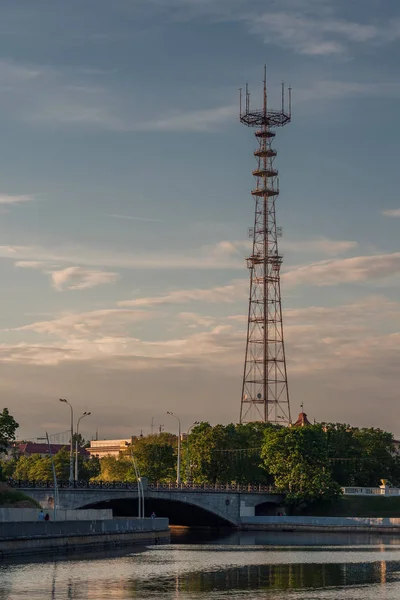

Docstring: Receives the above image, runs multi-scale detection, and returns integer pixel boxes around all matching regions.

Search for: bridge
[10,480,284,527]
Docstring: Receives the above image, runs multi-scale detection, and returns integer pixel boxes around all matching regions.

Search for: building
[87,438,135,459]
[8,442,88,460]
[292,412,312,427]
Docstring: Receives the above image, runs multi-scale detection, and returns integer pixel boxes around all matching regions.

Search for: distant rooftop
[292,412,312,427]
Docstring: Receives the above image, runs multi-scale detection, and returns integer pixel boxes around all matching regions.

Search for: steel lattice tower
[239,67,292,425]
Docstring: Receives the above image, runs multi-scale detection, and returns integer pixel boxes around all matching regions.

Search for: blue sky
[1,0,400,440]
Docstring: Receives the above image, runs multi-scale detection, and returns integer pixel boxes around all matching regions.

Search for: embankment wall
[240,516,400,532]
[0,508,112,522]
[0,517,169,557]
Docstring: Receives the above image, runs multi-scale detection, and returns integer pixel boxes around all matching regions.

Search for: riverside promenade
[0,509,170,558]
[240,515,400,533]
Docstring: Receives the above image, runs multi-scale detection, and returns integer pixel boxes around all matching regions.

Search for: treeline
[1,408,400,508]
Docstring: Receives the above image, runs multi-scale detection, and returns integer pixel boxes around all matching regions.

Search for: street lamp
[37,433,59,521]
[185,421,199,483]
[167,411,181,485]
[59,399,74,484]
[75,412,91,482]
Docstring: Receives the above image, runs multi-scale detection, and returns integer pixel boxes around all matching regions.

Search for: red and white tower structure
[239,67,292,425]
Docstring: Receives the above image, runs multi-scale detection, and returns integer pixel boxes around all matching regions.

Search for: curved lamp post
[59,399,74,484]
[167,411,181,484]
[75,412,91,481]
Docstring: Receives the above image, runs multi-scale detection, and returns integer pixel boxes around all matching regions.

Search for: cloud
[283,252,400,288]
[178,312,217,328]
[0,58,235,133]
[1,242,244,271]
[50,267,119,291]
[136,105,237,133]
[382,209,400,217]
[15,260,119,291]
[118,280,247,307]
[105,213,163,223]
[15,261,45,269]
[295,80,400,104]
[206,237,357,260]
[249,11,380,55]
[15,308,154,339]
[282,237,357,256]
[284,296,400,375]
[0,194,33,205]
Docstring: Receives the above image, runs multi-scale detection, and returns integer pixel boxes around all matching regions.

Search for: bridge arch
[78,495,235,527]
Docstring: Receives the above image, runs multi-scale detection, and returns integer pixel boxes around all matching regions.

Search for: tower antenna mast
[239,66,292,425]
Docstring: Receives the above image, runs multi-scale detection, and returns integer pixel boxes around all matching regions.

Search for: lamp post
[38,433,58,521]
[75,412,91,482]
[59,399,74,484]
[185,421,199,483]
[167,411,181,484]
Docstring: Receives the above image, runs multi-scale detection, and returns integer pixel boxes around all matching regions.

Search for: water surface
[1,530,400,599]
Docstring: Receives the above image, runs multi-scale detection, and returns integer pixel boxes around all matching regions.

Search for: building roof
[14,442,88,456]
[292,412,312,427]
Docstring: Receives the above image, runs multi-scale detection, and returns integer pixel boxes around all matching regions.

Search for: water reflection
[2,533,400,599]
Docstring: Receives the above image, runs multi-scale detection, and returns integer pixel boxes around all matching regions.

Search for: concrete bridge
[11,481,284,527]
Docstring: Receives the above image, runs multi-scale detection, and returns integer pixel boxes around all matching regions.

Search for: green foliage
[0,489,41,508]
[80,456,101,480]
[323,423,397,487]
[131,434,176,482]
[0,409,19,455]
[96,455,135,482]
[261,425,341,507]
[187,422,271,485]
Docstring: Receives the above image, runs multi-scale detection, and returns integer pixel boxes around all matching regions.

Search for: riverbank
[0,518,170,558]
[240,515,400,533]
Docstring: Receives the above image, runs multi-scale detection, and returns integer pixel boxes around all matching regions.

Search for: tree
[186,423,240,484]
[80,456,101,480]
[96,455,134,482]
[261,425,341,508]
[0,409,19,455]
[131,434,175,482]
[323,423,398,487]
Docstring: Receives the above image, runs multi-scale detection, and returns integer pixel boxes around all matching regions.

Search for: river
[2,530,400,599]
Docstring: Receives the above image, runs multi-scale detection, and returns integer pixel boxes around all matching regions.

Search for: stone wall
[0,517,170,557]
[240,515,400,532]
[0,508,112,522]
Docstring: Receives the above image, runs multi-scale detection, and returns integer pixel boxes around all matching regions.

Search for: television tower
[239,66,292,425]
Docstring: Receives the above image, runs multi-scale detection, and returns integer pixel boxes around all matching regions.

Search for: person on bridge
[38,510,45,521]
[151,512,156,519]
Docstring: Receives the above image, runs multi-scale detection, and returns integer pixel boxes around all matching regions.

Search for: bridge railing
[342,486,400,496]
[7,480,139,490]
[148,482,277,493]
[7,480,278,494]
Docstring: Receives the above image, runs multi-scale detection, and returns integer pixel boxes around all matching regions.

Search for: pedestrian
[38,510,45,521]
[44,513,50,521]
[151,512,156,519]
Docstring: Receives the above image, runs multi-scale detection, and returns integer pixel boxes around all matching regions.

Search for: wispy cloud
[15,261,44,269]
[50,267,119,291]
[0,194,33,205]
[15,261,119,290]
[105,213,163,223]
[118,280,247,307]
[14,308,154,338]
[2,242,244,270]
[0,58,235,133]
[283,252,400,288]
[249,11,380,55]
[281,237,358,256]
[136,105,236,133]
[382,208,400,217]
